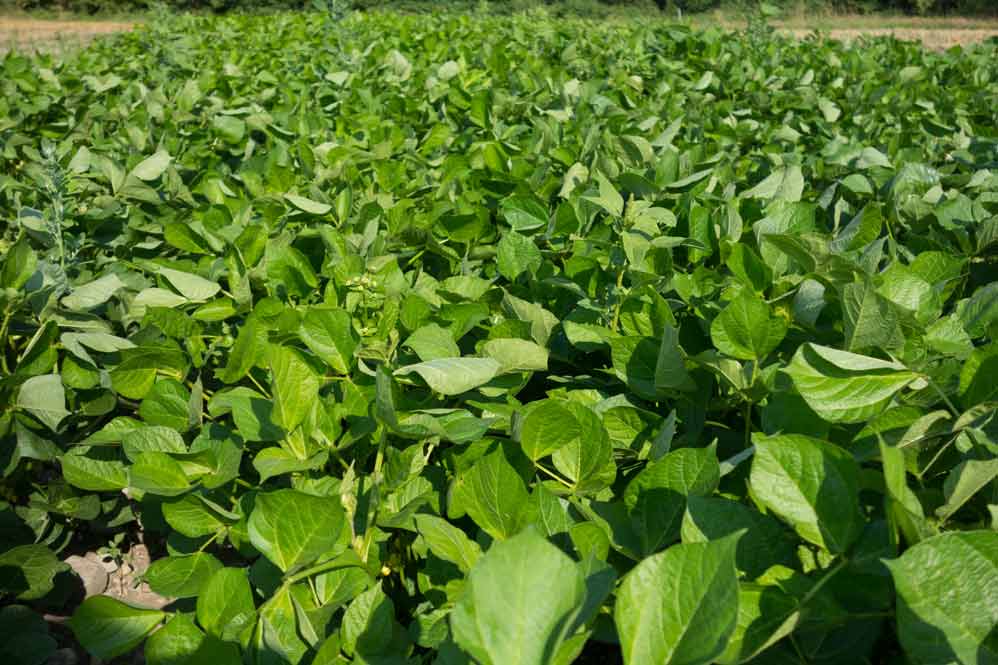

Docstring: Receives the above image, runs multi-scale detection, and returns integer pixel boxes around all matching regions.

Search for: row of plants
[1,8,997,665]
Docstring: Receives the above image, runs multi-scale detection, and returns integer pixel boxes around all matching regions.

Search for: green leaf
[451,528,586,665]
[415,514,482,574]
[885,531,998,665]
[583,171,624,217]
[144,552,223,598]
[197,567,257,642]
[300,308,358,374]
[842,279,904,352]
[219,317,268,383]
[122,425,186,461]
[129,451,191,497]
[497,230,542,281]
[551,402,615,494]
[404,323,460,362]
[743,165,804,201]
[163,494,234,537]
[395,357,501,395]
[682,496,797,579]
[69,596,164,661]
[655,322,690,389]
[0,544,68,600]
[614,534,742,665]
[1,236,37,291]
[450,448,530,540]
[341,583,402,658]
[248,489,346,572]
[937,458,998,522]
[285,193,332,215]
[130,149,172,181]
[269,345,320,432]
[624,445,720,556]
[520,399,581,461]
[481,338,549,373]
[784,343,918,423]
[749,433,863,554]
[16,375,68,431]
[710,291,788,361]
[158,267,221,302]
[139,379,191,430]
[61,273,126,311]
[258,585,309,665]
[60,453,128,491]
[501,196,548,232]
[716,583,799,665]
[0,604,56,665]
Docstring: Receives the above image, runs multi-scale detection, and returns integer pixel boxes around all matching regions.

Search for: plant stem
[285,560,363,586]
[799,558,849,609]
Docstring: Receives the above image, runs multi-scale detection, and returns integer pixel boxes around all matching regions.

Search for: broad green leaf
[341,583,402,658]
[716,583,799,665]
[885,531,998,665]
[269,345,320,432]
[144,553,223,598]
[682,496,797,579]
[16,375,68,431]
[300,308,358,374]
[405,323,460,362]
[285,193,332,215]
[0,545,68,600]
[551,402,616,494]
[937,458,998,522]
[842,279,905,352]
[743,166,804,202]
[131,149,172,181]
[0,604,56,665]
[501,196,548,232]
[61,273,126,311]
[1,236,37,290]
[497,230,542,281]
[624,445,720,556]
[615,534,741,665]
[163,494,234,537]
[520,399,581,461]
[129,452,191,496]
[395,357,501,395]
[481,338,549,373]
[414,514,482,573]
[450,448,530,540]
[69,596,164,661]
[60,453,128,491]
[248,489,346,572]
[710,291,788,361]
[785,343,919,423]
[750,433,862,553]
[258,585,308,665]
[122,425,186,461]
[219,317,268,383]
[197,567,257,642]
[451,529,586,665]
[158,267,221,302]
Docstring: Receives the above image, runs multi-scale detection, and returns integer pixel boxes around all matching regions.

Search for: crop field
[1,9,997,665]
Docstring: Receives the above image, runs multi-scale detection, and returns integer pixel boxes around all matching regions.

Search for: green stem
[535,462,573,489]
[285,560,362,586]
[799,558,849,609]
[0,307,13,375]
[610,267,626,332]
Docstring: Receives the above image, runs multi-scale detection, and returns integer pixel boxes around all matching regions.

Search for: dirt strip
[784,27,998,49]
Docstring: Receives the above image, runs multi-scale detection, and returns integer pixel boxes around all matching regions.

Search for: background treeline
[0,0,994,19]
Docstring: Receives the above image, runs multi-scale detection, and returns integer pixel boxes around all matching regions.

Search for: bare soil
[783,27,998,49]
[0,18,134,54]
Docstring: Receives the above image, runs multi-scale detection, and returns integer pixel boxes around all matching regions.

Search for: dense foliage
[2,9,998,665]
